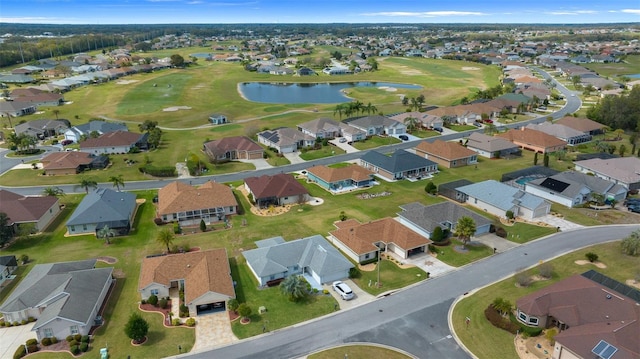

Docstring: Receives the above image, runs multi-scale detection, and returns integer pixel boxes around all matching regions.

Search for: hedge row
[139,164,176,177]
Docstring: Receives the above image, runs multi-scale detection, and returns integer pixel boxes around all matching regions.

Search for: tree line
[587,86,640,132]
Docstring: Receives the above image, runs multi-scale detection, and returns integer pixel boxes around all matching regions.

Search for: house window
[518,312,527,322]
[50,208,53,213]
[150,289,159,296]
[70,325,79,335]
[528,316,539,325]
[43,328,53,338]
[70,225,75,232]
[365,253,370,259]
[474,199,478,204]
[82,224,87,231]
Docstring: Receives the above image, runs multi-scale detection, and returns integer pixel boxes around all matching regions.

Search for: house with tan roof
[10,88,64,107]
[203,136,264,162]
[414,140,478,168]
[496,127,567,154]
[555,116,605,136]
[0,189,61,232]
[244,173,309,208]
[465,132,521,159]
[297,117,342,139]
[388,112,444,130]
[40,151,109,175]
[79,130,148,155]
[516,271,640,359]
[138,249,235,316]
[328,217,431,264]
[157,181,238,226]
[306,164,375,193]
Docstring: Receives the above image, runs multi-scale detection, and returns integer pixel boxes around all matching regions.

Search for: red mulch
[140,302,172,322]
[228,310,239,321]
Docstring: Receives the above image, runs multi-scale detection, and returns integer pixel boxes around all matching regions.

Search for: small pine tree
[543,153,549,167]
[533,152,538,165]
[431,226,444,242]
[199,219,206,232]
[124,313,149,343]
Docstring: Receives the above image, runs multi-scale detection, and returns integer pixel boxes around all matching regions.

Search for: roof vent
[187,264,190,268]
[606,294,612,299]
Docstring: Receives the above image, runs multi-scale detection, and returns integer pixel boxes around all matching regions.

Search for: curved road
[181,225,638,359]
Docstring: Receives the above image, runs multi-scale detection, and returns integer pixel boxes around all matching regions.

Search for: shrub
[141,299,146,305]
[147,294,158,306]
[173,222,181,234]
[158,298,168,309]
[21,320,28,325]
[139,164,176,177]
[42,338,52,346]
[431,226,444,242]
[12,322,19,327]
[70,345,80,355]
[69,340,79,348]
[228,299,239,312]
[74,334,82,342]
[5,322,12,327]
[484,305,520,334]
[424,181,437,195]
[545,328,558,345]
[80,342,89,352]
[428,244,437,254]
[26,339,38,346]
[323,289,330,295]
[585,252,598,262]
[81,335,90,343]
[154,217,165,225]
[495,227,507,238]
[185,318,196,327]
[50,337,58,344]
[13,345,26,359]
[538,262,554,279]
[506,210,515,220]
[27,317,35,323]
[66,335,74,342]
[172,318,181,326]
[515,270,532,287]
[26,345,38,354]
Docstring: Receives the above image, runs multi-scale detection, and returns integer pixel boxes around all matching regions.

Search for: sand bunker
[462,67,480,71]
[116,80,139,85]
[574,260,607,268]
[378,86,398,92]
[163,106,192,112]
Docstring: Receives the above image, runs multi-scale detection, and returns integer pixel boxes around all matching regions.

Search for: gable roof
[157,181,237,216]
[398,201,492,233]
[466,132,519,152]
[242,235,353,278]
[346,115,404,129]
[496,128,567,149]
[415,140,477,160]
[457,180,548,211]
[0,255,17,267]
[306,164,374,183]
[525,122,587,140]
[298,118,341,134]
[258,127,314,147]
[72,120,128,135]
[244,173,308,200]
[0,189,59,224]
[574,157,640,185]
[330,218,431,255]
[360,150,437,173]
[80,130,145,149]
[139,249,235,303]
[203,136,263,155]
[14,119,68,136]
[0,259,113,328]
[66,188,136,227]
[527,171,625,199]
[41,151,95,171]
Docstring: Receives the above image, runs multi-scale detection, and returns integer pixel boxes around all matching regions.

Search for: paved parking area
[329,139,359,153]
[237,158,273,170]
[191,312,238,352]
[536,214,584,232]
[0,323,35,359]
[324,279,375,310]
[386,252,455,278]
[282,152,306,164]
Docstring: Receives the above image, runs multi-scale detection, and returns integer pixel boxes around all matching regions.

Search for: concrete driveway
[191,312,238,352]
[329,139,359,153]
[472,233,520,253]
[324,279,375,310]
[237,158,273,170]
[536,214,584,232]
[282,152,306,164]
[0,323,35,359]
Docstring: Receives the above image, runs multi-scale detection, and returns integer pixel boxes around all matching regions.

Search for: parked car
[61,139,73,146]
[473,122,482,127]
[624,199,640,207]
[629,206,640,214]
[332,281,354,300]
[399,135,409,141]
[339,138,347,143]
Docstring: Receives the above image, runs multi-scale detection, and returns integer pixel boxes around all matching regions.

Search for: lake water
[238,82,422,104]
[628,74,640,79]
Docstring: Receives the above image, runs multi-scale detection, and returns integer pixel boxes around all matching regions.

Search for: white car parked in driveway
[332,281,355,300]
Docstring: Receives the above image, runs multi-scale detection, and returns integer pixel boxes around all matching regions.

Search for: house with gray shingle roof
[526,122,592,146]
[66,188,137,236]
[574,157,640,191]
[257,127,315,153]
[297,118,342,139]
[14,119,69,139]
[0,101,37,118]
[345,115,406,136]
[397,201,492,239]
[465,132,521,159]
[0,255,18,287]
[243,235,353,287]
[456,180,550,219]
[0,259,113,341]
[524,171,627,208]
[360,150,438,181]
[63,120,128,143]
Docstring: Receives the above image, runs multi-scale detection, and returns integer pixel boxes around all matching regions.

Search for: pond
[238,81,422,104]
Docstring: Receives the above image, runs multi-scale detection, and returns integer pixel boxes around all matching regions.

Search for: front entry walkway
[192,312,238,352]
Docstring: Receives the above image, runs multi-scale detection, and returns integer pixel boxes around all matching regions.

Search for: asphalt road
[179,225,638,359]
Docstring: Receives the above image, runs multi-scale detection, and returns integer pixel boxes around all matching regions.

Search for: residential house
[338,123,367,142]
[360,150,438,181]
[397,201,492,239]
[496,128,567,153]
[297,118,342,139]
[157,181,238,225]
[138,249,235,316]
[574,157,640,191]
[0,189,61,232]
[244,173,309,208]
[345,115,407,136]
[41,152,109,175]
[328,218,431,264]
[10,88,64,107]
[414,140,478,168]
[555,116,605,136]
[203,136,264,162]
[516,271,640,359]
[66,188,137,236]
[465,132,521,159]
[0,256,18,287]
[306,164,375,193]
[0,259,113,341]
[243,235,353,287]
[79,130,148,155]
[456,180,551,219]
[525,122,591,146]
[0,101,37,118]
[296,67,316,76]
[388,112,444,131]
[323,66,351,75]
[524,171,627,208]
[257,127,315,153]
[14,119,69,139]
[208,114,228,125]
[63,120,128,143]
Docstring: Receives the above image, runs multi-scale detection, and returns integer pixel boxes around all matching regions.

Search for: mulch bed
[228,310,239,321]
[140,302,172,323]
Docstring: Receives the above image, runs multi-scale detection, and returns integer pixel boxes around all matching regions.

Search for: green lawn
[299,145,346,161]
[430,239,494,267]
[583,55,640,79]
[501,222,557,244]
[351,136,401,150]
[351,258,428,296]
[449,124,477,132]
[452,241,640,359]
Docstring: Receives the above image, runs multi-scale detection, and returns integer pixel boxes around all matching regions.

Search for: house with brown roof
[556,116,605,136]
[202,136,264,162]
[138,249,235,316]
[465,132,521,159]
[10,88,64,107]
[40,152,109,175]
[516,271,640,359]
[328,217,432,264]
[306,164,375,193]
[157,181,238,226]
[0,189,61,232]
[79,130,148,155]
[496,127,567,154]
[414,140,478,168]
[244,173,309,208]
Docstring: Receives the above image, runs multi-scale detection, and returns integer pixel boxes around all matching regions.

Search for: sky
[1,0,639,25]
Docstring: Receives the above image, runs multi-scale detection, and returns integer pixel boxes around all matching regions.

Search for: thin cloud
[0,16,74,23]
[621,9,640,14]
[546,10,598,15]
[187,0,204,3]
[362,11,487,17]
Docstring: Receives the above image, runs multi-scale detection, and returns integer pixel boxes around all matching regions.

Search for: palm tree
[97,224,116,245]
[43,186,65,197]
[109,175,125,191]
[156,228,175,253]
[77,177,98,194]
[333,103,346,120]
[279,275,308,302]
[364,102,377,115]
[52,109,60,120]
[404,116,419,133]
[455,216,476,249]
[410,97,420,111]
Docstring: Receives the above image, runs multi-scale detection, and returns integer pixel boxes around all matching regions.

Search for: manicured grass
[229,258,337,339]
[351,136,401,150]
[308,345,412,359]
[351,258,427,296]
[449,124,477,132]
[584,55,640,79]
[264,149,291,166]
[452,241,640,359]
[430,239,494,267]
[409,129,441,139]
[501,222,557,244]
[299,145,346,161]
